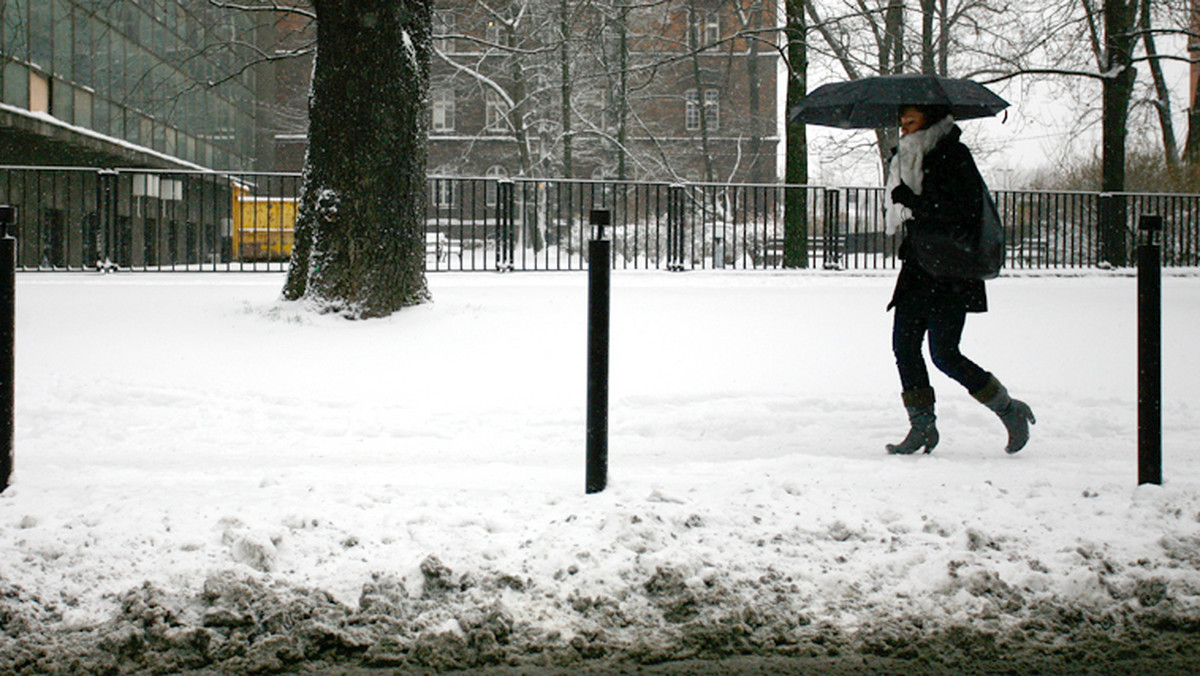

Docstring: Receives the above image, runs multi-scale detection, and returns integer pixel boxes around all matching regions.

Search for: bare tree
[1138,0,1181,170]
[803,0,906,167]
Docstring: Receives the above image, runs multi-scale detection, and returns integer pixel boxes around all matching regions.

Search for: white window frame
[686,89,700,130]
[704,88,720,130]
[433,12,455,52]
[485,165,508,207]
[689,10,720,48]
[432,88,455,132]
[431,175,456,210]
[703,14,720,46]
[484,90,511,133]
[686,88,720,131]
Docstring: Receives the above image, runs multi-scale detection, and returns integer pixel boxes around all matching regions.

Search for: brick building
[265,0,780,185]
[0,1,780,181]
[425,0,779,184]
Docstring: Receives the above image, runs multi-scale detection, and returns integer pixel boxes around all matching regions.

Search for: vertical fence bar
[554,180,565,271]
[1079,191,1087,267]
[688,186,698,268]
[667,184,684,271]
[496,179,514,271]
[1138,214,1162,486]
[823,189,841,269]
[96,169,118,271]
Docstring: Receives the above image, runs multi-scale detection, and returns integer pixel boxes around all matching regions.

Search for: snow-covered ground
[2,270,1199,674]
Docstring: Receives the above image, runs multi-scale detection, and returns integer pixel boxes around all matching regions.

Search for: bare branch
[977,67,1113,84]
[203,41,316,88]
[208,0,315,20]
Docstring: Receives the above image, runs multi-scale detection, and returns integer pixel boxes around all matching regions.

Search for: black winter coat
[887,125,988,315]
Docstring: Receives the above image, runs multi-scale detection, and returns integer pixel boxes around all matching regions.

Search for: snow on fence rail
[1,166,1196,272]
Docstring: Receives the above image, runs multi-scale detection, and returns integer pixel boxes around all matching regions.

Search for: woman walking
[884,104,1035,455]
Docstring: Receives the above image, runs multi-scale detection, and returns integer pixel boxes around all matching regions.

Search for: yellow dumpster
[232,186,296,261]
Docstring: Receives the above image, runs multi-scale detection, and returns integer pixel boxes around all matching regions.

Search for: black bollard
[0,205,14,493]
[586,209,611,494]
[1137,214,1162,486]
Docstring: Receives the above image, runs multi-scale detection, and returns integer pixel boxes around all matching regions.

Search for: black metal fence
[2,166,1197,272]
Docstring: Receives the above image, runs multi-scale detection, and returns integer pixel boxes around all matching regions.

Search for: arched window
[431,169,456,210]
[484,90,512,133]
[485,165,508,207]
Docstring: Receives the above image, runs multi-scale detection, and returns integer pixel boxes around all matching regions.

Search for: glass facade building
[0,0,258,169]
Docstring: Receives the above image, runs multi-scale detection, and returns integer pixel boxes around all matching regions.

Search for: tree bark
[920,0,936,75]
[1099,0,1138,267]
[784,0,808,268]
[1186,83,1200,166]
[616,5,629,181]
[283,0,431,318]
[746,2,763,185]
[560,0,574,179]
[1139,0,1179,170]
[937,0,948,75]
[882,0,904,76]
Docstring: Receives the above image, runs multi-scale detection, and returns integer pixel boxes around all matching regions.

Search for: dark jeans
[892,304,990,394]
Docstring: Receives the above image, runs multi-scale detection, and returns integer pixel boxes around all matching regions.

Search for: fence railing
[2,166,1197,272]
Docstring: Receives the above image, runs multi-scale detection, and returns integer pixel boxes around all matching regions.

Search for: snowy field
[2,270,1200,674]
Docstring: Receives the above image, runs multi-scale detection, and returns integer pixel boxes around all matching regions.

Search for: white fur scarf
[885,115,956,235]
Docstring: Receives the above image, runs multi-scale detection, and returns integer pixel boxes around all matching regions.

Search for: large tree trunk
[920,0,935,74]
[283,0,431,318]
[783,0,808,268]
[1099,0,1138,267]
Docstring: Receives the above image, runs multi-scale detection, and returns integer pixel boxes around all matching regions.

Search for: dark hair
[912,105,951,125]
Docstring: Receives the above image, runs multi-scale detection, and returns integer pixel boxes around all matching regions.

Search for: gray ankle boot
[972,375,1035,454]
[887,387,939,455]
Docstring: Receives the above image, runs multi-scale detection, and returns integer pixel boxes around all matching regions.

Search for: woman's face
[899,107,927,137]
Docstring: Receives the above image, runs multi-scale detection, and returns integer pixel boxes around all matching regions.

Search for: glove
[891,182,919,208]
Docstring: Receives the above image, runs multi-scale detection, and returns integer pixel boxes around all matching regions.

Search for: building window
[704,88,720,130]
[432,88,455,132]
[433,12,456,52]
[485,165,507,206]
[686,88,719,131]
[74,89,93,127]
[484,90,511,133]
[485,21,503,47]
[431,173,456,210]
[690,10,720,48]
[705,15,720,46]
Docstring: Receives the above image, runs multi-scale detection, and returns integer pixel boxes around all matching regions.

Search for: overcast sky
[783,33,1193,189]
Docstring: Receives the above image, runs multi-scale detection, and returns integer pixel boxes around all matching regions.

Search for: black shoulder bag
[907,180,1004,280]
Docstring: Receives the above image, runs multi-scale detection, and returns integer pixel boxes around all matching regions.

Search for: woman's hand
[891,182,919,208]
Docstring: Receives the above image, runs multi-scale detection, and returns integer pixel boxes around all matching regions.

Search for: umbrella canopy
[788,74,1009,129]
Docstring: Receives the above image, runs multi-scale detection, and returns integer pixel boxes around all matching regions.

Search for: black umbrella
[788,74,1009,129]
